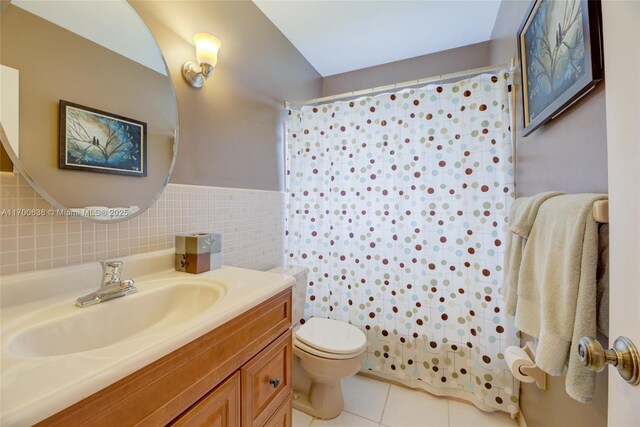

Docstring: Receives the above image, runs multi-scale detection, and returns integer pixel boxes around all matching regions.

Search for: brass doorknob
[577,336,640,385]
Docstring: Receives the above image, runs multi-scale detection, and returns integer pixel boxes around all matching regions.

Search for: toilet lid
[295,317,367,355]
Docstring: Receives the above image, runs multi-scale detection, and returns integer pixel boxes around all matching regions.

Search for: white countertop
[0,250,293,426]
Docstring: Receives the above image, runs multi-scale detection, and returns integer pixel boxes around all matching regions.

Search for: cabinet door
[170,372,240,427]
[242,331,292,427]
[264,394,292,427]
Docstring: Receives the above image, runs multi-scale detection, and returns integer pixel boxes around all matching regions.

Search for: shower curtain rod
[285,58,516,108]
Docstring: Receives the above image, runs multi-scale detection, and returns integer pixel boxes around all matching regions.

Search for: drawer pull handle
[269,378,281,388]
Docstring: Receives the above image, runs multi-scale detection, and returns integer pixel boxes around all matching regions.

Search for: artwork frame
[517,0,603,136]
[59,100,147,177]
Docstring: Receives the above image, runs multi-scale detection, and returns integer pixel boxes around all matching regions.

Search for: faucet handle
[100,260,123,284]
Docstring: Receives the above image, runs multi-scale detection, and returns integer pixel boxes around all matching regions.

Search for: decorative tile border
[0,172,284,275]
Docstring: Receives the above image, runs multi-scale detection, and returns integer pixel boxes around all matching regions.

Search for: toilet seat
[294,317,366,360]
[294,337,364,360]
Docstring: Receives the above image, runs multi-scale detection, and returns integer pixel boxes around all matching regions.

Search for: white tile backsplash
[0,172,284,275]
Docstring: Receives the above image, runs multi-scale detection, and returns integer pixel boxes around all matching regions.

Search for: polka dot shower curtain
[286,72,518,415]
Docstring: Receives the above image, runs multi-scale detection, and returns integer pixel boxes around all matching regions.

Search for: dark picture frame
[517,0,604,136]
[59,100,147,177]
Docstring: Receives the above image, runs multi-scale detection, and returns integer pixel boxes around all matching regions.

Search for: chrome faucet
[76,260,137,307]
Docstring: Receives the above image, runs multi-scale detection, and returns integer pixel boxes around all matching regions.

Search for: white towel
[503,192,564,314]
[513,194,607,403]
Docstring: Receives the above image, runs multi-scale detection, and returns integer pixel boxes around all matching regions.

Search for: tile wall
[0,172,284,275]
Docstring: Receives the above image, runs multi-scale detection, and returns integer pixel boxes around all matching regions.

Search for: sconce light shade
[182,33,221,88]
[194,33,221,67]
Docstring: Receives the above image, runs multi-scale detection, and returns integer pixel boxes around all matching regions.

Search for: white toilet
[269,265,367,419]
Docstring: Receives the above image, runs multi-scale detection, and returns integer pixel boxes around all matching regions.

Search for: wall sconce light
[182,33,221,88]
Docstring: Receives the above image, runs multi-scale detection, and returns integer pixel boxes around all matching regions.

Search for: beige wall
[490,0,608,198]
[322,41,492,96]
[490,1,609,426]
[131,1,322,192]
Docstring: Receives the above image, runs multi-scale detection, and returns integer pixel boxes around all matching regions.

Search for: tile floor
[293,374,517,427]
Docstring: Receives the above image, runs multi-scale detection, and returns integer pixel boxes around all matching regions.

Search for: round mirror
[0,0,178,222]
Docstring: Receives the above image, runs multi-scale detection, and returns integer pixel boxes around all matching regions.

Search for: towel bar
[593,200,608,223]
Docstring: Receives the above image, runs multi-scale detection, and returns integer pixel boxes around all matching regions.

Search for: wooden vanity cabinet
[36,288,293,427]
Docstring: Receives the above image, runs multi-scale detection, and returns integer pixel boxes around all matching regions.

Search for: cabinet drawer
[242,331,292,427]
[264,394,292,427]
[169,372,240,427]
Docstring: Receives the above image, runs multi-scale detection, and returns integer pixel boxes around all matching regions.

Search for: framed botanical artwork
[59,100,147,177]
[517,0,604,136]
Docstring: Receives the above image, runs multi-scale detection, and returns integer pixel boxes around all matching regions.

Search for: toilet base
[292,381,344,420]
[292,345,364,420]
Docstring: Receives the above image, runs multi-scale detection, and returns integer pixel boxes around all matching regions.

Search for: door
[602,1,640,425]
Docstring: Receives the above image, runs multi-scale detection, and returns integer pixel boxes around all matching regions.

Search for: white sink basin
[8,279,225,357]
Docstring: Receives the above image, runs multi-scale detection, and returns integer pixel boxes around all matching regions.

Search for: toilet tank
[268,265,309,326]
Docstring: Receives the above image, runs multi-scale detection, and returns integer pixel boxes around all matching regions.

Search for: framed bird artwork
[517,0,604,136]
[58,100,147,177]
